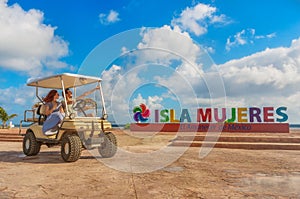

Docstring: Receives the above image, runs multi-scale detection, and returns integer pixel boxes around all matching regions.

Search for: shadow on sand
[0,150,101,164]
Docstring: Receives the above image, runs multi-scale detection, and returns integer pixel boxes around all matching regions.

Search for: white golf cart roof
[27,73,102,89]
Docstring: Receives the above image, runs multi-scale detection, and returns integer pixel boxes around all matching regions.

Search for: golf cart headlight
[69,113,75,119]
[103,114,108,120]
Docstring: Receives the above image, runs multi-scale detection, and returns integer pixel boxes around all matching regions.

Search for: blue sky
[1,0,300,124]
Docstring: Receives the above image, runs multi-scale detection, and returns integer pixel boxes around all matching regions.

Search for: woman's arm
[77,86,100,100]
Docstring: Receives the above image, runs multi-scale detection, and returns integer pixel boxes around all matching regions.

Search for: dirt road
[0,132,300,198]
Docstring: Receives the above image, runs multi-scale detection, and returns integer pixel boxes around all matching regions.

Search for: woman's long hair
[43,90,58,103]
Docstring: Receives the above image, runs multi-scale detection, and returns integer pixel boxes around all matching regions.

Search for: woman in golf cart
[42,89,64,134]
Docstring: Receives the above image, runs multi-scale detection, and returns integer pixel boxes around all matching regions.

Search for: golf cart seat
[36,104,47,125]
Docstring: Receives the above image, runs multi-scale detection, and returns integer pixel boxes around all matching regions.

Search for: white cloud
[226,28,254,51]
[14,97,26,106]
[121,46,129,55]
[255,32,276,39]
[132,93,146,107]
[0,84,37,123]
[221,37,300,89]
[99,10,120,25]
[171,3,231,36]
[0,0,69,75]
[132,93,163,111]
[226,28,276,51]
[137,25,201,66]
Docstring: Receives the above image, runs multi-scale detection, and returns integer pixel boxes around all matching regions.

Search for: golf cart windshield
[27,73,107,119]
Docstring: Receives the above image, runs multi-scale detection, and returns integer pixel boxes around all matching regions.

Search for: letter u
[214,108,226,122]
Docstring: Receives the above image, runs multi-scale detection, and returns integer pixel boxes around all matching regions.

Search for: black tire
[61,134,82,162]
[98,132,117,158]
[23,131,41,156]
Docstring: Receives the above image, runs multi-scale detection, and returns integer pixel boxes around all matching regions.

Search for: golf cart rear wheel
[98,132,117,158]
[61,134,82,162]
[23,131,41,156]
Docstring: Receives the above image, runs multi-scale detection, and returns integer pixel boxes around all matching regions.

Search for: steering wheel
[72,99,86,111]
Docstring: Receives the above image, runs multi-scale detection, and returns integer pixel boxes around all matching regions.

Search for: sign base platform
[130,123,289,133]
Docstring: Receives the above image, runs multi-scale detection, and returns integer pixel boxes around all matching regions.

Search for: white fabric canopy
[27,73,102,89]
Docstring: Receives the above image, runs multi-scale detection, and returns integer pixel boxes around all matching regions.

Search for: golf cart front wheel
[98,132,117,158]
[61,134,82,162]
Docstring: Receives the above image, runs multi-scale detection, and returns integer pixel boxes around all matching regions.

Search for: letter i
[155,110,159,123]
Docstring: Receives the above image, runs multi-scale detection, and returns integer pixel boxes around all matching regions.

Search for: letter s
[160,109,169,122]
[276,107,288,122]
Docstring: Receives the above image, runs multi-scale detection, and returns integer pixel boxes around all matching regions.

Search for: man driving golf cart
[20,73,117,162]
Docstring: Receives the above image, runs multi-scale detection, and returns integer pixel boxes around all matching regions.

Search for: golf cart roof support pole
[60,76,69,116]
[35,86,44,103]
[98,81,107,115]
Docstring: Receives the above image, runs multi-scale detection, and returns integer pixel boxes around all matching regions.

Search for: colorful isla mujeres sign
[131,104,289,133]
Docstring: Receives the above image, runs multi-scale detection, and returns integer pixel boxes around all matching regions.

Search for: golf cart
[19,73,117,162]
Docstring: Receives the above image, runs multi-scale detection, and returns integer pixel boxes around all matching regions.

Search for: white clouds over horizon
[0,0,69,75]
[220,37,300,90]
[99,10,120,25]
[219,37,300,122]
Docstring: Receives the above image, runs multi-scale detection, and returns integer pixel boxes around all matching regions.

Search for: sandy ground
[0,130,300,199]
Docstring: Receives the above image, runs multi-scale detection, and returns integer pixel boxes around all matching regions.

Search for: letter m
[197,108,212,122]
